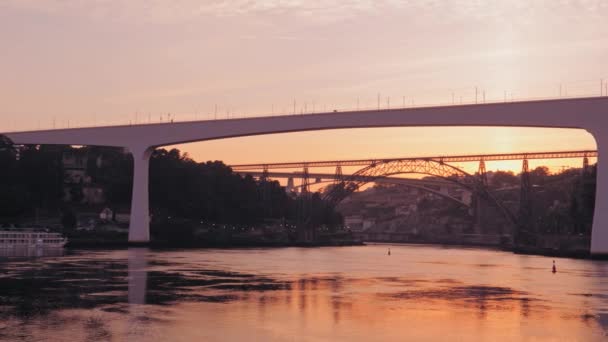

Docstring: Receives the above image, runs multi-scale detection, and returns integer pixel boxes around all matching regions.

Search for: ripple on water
[1,247,607,341]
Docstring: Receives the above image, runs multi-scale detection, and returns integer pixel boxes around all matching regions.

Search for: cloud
[3,0,606,28]
[1,0,380,23]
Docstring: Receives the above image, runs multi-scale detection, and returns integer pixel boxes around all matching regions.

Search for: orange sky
[168,126,596,177]
[0,1,606,172]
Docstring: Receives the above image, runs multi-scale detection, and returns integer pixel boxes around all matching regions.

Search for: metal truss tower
[334,164,343,185]
[300,165,310,194]
[478,159,488,187]
[519,157,533,236]
[260,165,271,216]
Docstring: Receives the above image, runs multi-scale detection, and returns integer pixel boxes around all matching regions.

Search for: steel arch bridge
[288,177,471,207]
[239,169,471,206]
[322,158,516,225]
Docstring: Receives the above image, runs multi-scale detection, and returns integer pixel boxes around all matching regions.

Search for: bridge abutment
[128,147,153,243]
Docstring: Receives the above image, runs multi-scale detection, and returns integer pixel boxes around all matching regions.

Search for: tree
[0,144,343,236]
[490,170,518,188]
[95,147,133,217]
[530,166,550,185]
[147,148,340,228]
[0,134,14,152]
[61,206,77,231]
[0,136,24,220]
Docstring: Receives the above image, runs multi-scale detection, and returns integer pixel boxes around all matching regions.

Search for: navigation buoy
[388,248,391,256]
[552,260,557,273]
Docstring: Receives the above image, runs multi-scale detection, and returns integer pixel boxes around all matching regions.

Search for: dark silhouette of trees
[0,135,23,220]
[94,148,133,218]
[0,142,64,222]
[0,139,594,243]
[0,143,340,233]
[148,148,302,225]
[0,135,14,152]
[490,170,518,188]
[61,207,77,231]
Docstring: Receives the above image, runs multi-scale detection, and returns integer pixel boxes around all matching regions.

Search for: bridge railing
[3,77,608,133]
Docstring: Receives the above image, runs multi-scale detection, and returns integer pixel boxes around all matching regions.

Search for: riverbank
[61,233,592,259]
[63,238,605,260]
[364,239,598,260]
[512,245,593,259]
[65,238,365,249]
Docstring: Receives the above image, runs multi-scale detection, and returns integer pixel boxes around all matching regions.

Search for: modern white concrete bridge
[4,97,608,254]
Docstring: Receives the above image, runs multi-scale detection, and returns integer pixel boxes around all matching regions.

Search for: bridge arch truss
[323,159,516,225]
[286,177,471,207]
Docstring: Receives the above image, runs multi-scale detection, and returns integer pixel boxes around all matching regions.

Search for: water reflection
[128,248,148,305]
[127,248,149,339]
[0,246,64,258]
[591,261,608,335]
[0,245,607,341]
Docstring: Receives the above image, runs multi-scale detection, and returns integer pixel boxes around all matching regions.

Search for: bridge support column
[518,157,532,239]
[589,128,608,256]
[478,159,488,186]
[128,147,153,243]
[286,177,294,193]
[301,165,310,194]
[334,164,343,185]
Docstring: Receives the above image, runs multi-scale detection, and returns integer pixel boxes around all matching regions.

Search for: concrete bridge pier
[590,127,608,256]
[128,146,153,243]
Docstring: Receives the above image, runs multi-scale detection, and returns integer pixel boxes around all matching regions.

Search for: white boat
[0,229,68,248]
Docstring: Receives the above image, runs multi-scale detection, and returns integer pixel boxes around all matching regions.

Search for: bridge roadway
[231,150,598,170]
[238,171,471,206]
[4,97,608,255]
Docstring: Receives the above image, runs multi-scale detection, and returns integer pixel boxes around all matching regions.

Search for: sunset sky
[1,1,606,173]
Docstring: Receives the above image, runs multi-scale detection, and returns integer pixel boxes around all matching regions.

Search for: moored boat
[0,229,68,248]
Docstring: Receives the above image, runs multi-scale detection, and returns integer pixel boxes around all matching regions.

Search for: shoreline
[65,239,365,249]
[61,239,605,260]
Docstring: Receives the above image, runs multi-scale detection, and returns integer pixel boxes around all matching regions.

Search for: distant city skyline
[1,1,606,171]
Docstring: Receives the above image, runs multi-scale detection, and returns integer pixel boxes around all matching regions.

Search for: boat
[0,229,68,248]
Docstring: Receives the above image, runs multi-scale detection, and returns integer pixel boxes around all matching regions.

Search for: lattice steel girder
[230,150,597,171]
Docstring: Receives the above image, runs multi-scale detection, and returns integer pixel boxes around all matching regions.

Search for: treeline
[0,144,64,220]
[480,166,596,235]
[149,148,293,223]
[0,142,133,223]
[0,137,342,229]
[0,134,595,238]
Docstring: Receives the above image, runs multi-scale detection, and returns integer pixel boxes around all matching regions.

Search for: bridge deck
[230,150,598,170]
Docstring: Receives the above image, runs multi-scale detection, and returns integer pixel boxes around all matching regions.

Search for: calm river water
[1,244,608,341]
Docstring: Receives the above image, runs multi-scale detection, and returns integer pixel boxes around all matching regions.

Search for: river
[1,244,607,341]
